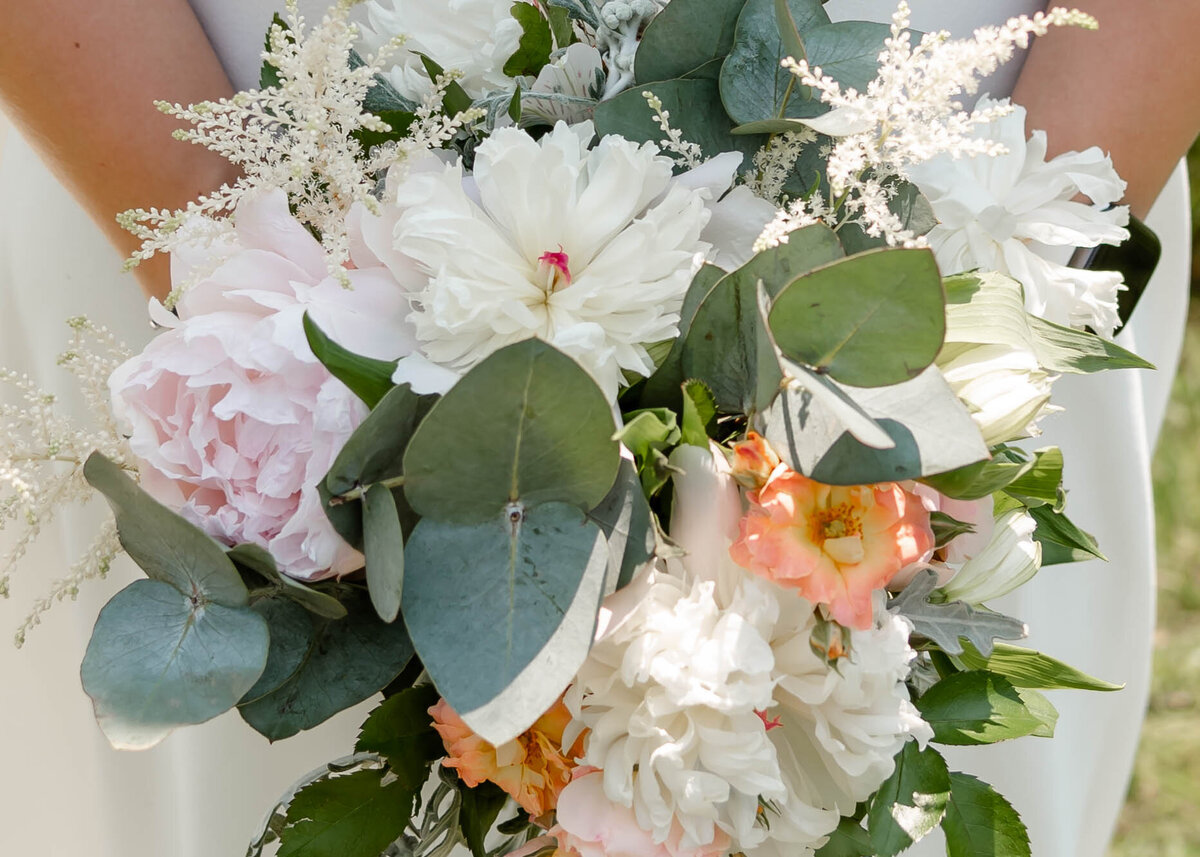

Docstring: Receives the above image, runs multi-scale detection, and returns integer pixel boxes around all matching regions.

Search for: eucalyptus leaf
[641,264,726,409]
[769,247,945,387]
[803,22,891,96]
[586,458,657,591]
[355,684,443,790]
[403,340,619,523]
[836,181,937,253]
[242,597,315,704]
[81,579,269,749]
[403,503,609,746]
[593,78,765,165]
[915,671,1057,745]
[720,0,831,123]
[278,769,415,857]
[764,367,988,485]
[728,223,846,297]
[228,543,348,620]
[363,484,405,623]
[888,570,1027,656]
[239,589,415,740]
[954,642,1123,692]
[941,773,1031,857]
[635,0,748,83]
[83,452,249,607]
[867,741,950,856]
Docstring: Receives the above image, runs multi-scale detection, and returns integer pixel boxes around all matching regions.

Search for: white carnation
[565,446,931,856]
[361,0,525,102]
[359,122,741,398]
[907,98,1130,336]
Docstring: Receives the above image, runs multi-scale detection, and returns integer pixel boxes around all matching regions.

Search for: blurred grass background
[1109,143,1200,854]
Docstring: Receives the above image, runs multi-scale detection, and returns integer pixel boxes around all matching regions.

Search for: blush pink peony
[109,189,418,581]
[553,771,731,857]
[730,469,934,629]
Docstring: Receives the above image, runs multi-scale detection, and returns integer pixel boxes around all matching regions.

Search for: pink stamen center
[755,710,783,731]
[538,247,572,289]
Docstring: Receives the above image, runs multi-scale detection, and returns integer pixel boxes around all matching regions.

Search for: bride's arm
[1013,0,1200,218]
[0,0,240,299]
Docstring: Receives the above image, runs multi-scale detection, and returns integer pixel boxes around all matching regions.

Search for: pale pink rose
[109,189,418,581]
[553,772,730,857]
[430,697,583,817]
[730,470,934,630]
[889,487,995,590]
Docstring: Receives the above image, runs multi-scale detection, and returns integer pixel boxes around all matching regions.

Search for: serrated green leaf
[867,741,950,856]
[364,484,405,623]
[546,6,575,48]
[814,816,873,857]
[915,671,1058,746]
[83,452,248,607]
[403,340,619,523]
[954,642,1123,692]
[617,409,683,497]
[278,769,414,857]
[941,773,1031,857]
[403,503,609,746]
[303,313,397,409]
[635,0,748,83]
[769,247,945,388]
[81,579,268,749]
[239,588,414,740]
[504,4,554,77]
[458,780,509,857]
[888,570,1026,657]
[355,684,443,790]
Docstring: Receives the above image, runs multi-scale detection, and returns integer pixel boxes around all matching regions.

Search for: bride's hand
[1013,0,1200,218]
[0,0,241,300]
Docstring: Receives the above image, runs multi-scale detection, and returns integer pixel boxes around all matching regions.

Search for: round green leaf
[81,579,269,749]
[403,339,619,523]
[242,597,315,704]
[769,247,945,387]
[402,502,610,747]
[83,452,248,607]
[635,0,749,83]
[228,543,348,620]
[238,588,414,740]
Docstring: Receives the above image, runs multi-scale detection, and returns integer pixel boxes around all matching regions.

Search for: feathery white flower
[362,0,526,101]
[908,99,1130,335]
[359,122,741,398]
[939,509,1041,605]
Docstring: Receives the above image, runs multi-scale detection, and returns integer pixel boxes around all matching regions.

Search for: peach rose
[730,469,934,629]
[430,697,581,816]
[552,771,730,857]
[728,432,782,490]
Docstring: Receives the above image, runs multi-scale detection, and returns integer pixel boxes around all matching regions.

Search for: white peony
[357,121,746,398]
[564,445,931,856]
[907,98,1130,336]
[361,0,525,102]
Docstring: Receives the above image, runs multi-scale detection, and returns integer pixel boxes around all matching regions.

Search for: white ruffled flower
[361,0,525,102]
[938,342,1059,445]
[565,445,930,856]
[907,98,1130,335]
[939,509,1041,605]
[358,121,746,398]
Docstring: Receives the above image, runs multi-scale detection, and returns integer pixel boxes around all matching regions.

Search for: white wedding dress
[0,1,1188,855]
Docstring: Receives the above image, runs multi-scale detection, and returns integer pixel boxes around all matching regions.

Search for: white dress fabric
[0,1,1188,855]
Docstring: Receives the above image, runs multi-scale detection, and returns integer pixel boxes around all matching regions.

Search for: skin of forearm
[0,0,240,299]
[1013,0,1200,218]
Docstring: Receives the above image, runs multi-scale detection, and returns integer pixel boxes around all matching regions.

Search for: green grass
[1110,140,1200,855]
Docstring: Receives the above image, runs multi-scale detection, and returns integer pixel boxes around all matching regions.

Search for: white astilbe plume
[762,2,1097,248]
[119,0,482,304]
[643,91,703,169]
[744,129,817,205]
[0,319,132,646]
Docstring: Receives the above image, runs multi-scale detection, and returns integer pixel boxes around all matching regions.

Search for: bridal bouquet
[0,1,1153,856]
